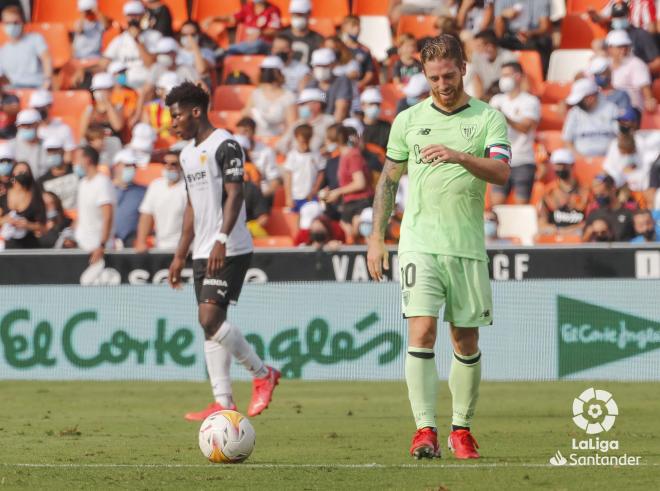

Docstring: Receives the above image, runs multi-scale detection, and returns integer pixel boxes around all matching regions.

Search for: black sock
[452,425,470,432]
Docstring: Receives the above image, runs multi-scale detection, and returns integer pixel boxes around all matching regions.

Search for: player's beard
[432,77,464,110]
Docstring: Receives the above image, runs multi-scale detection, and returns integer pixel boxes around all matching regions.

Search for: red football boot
[447,429,480,459]
[247,366,281,417]
[184,402,236,422]
[410,427,441,459]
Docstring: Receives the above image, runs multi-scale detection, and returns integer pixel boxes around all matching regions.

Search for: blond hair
[420,34,465,68]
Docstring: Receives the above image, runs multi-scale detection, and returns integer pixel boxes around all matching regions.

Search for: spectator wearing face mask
[144,0,173,37]
[339,16,375,90]
[14,108,48,178]
[0,161,45,248]
[271,34,310,94]
[0,143,14,198]
[37,191,73,248]
[583,217,615,242]
[307,48,353,122]
[177,21,215,85]
[483,209,517,245]
[589,0,658,34]
[107,61,140,124]
[0,5,52,89]
[630,208,658,242]
[81,73,126,140]
[112,148,145,247]
[135,150,186,252]
[283,123,325,212]
[37,137,78,210]
[210,0,281,56]
[587,57,633,113]
[280,0,323,65]
[562,78,619,158]
[29,90,76,164]
[584,174,635,241]
[243,56,296,137]
[72,0,109,61]
[294,201,345,248]
[538,149,589,237]
[489,61,540,205]
[605,2,660,74]
[235,117,281,200]
[396,72,430,114]
[101,1,161,89]
[361,88,391,153]
[277,88,334,154]
[148,37,200,89]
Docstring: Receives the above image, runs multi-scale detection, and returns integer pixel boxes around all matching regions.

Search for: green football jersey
[386,96,510,261]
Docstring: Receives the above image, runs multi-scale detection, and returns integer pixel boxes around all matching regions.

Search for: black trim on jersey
[430,102,471,116]
[215,139,245,184]
[386,155,408,164]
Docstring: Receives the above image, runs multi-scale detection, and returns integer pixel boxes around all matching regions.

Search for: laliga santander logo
[572,387,618,434]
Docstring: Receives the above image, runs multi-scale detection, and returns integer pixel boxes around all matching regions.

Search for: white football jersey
[180,129,253,259]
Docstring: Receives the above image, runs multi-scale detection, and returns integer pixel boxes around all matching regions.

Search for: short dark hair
[237,117,256,131]
[294,123,313,141]
[475,29,498,46]
[502,61,523,74]
[633,208,652,218]
[337,125,358,145]
[273,34,291,46]
[79,145,99,165]
[595,173,616,189]
[165,81,210,111]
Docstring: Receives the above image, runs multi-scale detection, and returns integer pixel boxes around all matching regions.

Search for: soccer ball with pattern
[198,410,256,463]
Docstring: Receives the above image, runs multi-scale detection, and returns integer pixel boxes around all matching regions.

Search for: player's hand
[89,246,105,265]
[367,236,389,282]
[421,144,463,166]
[207,241,226,278]
[168,255,185,289]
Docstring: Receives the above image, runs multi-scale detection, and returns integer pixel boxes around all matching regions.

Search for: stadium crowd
[0,0,659,258]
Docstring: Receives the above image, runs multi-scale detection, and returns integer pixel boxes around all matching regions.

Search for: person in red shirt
[323,125,374,243]
[209,0,281,56]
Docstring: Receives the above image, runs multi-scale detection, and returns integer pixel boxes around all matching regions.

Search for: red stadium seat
[253,236,295,247]
[135,163,164,187]
[640,108,660,130]
[0,23,72,69]
[567,0,609,13]
[397,15,437,39]
[535,234,583,244]
[380,83,404,122]
[99,0,188,29]
[311,0,349,25]
[208,110,244,132]
[541,81,572,104]
[213,85,255,111]
[559,14,607,49]
[574,156,604,187]
[307,17,337,37]
[515,50,544,96]
[33,0,79,30]
[192,0,242,21]
[222,55,266,84]
[266,209,299,238]
[536,130,565,154]
[13,90,91,124]
[352,0,390,16]
[653,79,660,101]
[539,104,566,131]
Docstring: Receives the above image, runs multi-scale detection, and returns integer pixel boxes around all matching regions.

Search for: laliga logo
[572,387,618,434]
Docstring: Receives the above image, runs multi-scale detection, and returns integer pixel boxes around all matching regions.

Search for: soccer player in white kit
[166,82,280,421]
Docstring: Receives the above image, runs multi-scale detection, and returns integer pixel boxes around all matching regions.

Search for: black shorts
[341,198,372,223]
[491,163,536,201]
[192,253,252,306]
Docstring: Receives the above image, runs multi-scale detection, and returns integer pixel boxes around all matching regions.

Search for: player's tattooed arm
[372,158,407,239]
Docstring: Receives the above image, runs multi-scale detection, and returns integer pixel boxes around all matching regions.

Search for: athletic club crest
[460,122,477,141]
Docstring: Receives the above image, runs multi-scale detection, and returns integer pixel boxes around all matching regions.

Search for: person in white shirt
[234,117,281,200]
[134,151,187,251]
[13,109,48,178]
[606,29,657,113]
[73,145,115,263]
[271,34,310,94]
[29,90,76,164]
[276,88,335,154]
[101,1,161,89]
[283,123,325,212]
[489,61,540,204]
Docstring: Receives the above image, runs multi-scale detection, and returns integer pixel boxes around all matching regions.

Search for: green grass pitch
[0,381,658,490]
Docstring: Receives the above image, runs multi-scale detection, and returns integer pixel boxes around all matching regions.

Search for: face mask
[313,67,332,82]
[46,154,63,168]
[642,229,656,240]
[364,105,380,120]
[180,35,198,49]
[595,194,611,207]
[157,54,174,67]
[116,73,128,86]
[74,164,86,178]
[556,168,570,180]
[121,166,136,184]
[310,230,328,243]
[611,18,629,30]
[298,105,312,120]
[163,169,180,182]
[127,19,141,29]
[260,68,278,84]
[13,172,32,187]
[0,162,13,176]
[484,220,497,238]
[594,233,610,242]
[498,76,516,94]
[291,16,308,30]
[406,96,419,106]
[46,209,59,220]
[341,32,359,43]
[4,23,22,38]
[275,51,289,63]
[618,123,633,135]
[325,143,337,153]
[594,73,610,88]
[17,128,36,141]
[358,222,372,238]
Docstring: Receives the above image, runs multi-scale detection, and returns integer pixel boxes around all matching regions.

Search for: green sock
[405,347,438,429]
[448,350,482,428]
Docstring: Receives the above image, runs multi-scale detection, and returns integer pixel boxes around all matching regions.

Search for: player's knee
[198,303,226,339]
[452,332,479,356]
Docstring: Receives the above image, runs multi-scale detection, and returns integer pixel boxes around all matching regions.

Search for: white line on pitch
[1,463,657,469]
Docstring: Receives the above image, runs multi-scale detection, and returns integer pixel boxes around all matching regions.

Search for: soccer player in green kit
[367,35,511,460]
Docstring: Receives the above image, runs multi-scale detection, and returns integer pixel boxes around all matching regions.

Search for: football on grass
[198,410,256,463]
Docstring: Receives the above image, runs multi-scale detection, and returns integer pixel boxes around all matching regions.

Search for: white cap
[28,89,53,108]
[606,29,632,47]
[77,0,97,11]
[549,148,575,165]
[588,56,610,75]
[297,87,325,104]
[566,78,599,105]
[360,87,382,105]
[403,73,430,98]
[155,37,179,54]
[311,48,336,66]
[108,60,128,75]
[123,0,145,16]
[91,72,114,90]
[132,122,157,142]
[0,143,15,160]
[157,71,181,93]
[299,201,323,229]
[43,136,64,150]
[289,0,312,14]
[342,117,364,136]
[113,148,139,165]
[359,206,373,224]
[16,109,41,126]
[260,56,285,70]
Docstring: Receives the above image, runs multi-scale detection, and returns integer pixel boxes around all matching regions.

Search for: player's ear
[191,106,202,118]
[460,61,467,77]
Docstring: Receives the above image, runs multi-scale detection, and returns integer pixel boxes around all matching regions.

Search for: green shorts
[399,252,493,327]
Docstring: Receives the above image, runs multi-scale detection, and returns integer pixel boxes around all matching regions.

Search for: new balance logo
[417,128,431,135]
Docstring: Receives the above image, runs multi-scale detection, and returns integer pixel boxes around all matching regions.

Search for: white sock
[212,321,269,379]
[204,340,234,407]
